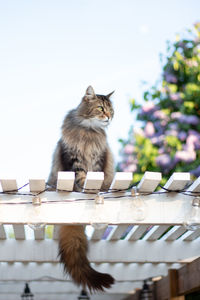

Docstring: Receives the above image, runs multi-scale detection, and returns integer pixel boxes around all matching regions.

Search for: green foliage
[118,23,200,182]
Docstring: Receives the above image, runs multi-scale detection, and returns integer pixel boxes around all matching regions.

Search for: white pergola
[0,171,200,300]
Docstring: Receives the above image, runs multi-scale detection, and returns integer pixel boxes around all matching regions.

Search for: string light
[184,197,200,231]
[78,290,90,300]
[131,187,147,221]
[139,280,153,300]
[27,196,46,231]
[21,283,34,300]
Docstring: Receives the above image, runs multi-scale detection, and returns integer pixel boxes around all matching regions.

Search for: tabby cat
[48,86,115,292]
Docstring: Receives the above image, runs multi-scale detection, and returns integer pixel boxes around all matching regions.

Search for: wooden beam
[0,262,181,282]
[178,257,200,295]
[0,240,198,263]
[137,171,162,193]
[164,172,190,191]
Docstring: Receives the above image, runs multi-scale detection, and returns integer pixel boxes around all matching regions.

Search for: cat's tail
[58,225,115,292]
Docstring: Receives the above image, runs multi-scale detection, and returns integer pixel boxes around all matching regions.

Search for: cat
[48,85,115,292]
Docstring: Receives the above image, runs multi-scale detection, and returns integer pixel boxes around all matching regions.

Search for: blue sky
[0,0,200,182]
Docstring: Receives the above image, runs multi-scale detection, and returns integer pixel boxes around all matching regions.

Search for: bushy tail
[59,225,114,292]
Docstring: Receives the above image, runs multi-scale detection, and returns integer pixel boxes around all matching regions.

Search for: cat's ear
[107,91,115,98]
[84,86,95,99]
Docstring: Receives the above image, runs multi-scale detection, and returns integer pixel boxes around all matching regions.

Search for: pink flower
[124,164,137,173]
[175,150,196,163]
[170,93,180,101]
[142,102,155,113]
[123,144,135,154]
[145,122,155,137]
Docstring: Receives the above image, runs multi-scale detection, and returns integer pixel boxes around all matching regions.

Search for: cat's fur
[48,86,115,292]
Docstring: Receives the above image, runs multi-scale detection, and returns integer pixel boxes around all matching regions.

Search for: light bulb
[131,187,147,221]
[184,197,200,231]
[27,196,46,231]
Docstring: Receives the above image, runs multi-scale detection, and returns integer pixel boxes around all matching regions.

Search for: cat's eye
[97,106,104,112]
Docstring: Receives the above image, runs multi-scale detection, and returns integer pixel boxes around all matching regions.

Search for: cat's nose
[105,112,111,120]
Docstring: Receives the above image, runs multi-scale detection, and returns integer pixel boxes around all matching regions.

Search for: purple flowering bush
[118,23,200,183]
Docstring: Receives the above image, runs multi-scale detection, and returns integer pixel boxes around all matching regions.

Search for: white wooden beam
[187,176,200,193]
[110,172,132,190]
[0,179,18,192]
[0,190,194,225]
[0,225,6,239]
[12,225,25,240]
[0,262,181,282]
[83,172,104,192]
[128,225,150,240]
[137,171,162,193]
[165,226,187,241]
[56,172,75,191]
[29,178,46,192]
[164,172,191,190]
[90,226,107,240]
[109,225,129,240]
[0,240,199,263]
[144,225,169,241]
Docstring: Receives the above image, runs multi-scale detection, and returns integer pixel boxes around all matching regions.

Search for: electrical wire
[0,180,199,206]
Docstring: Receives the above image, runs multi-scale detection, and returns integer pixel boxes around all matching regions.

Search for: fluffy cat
[48,86,115,292]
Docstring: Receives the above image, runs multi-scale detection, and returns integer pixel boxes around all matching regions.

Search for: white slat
[56,171,75,191]
[53,225,60,240]
[13,225,25,240]
[183,228,200,241]
[145,225,170,241]
[29,178,46,192]
[83,172,104,192]
[34,228,45,240]
[109,225,129,240]
[91,227,107,240]
[0,179,18,192]
[0,225,6,239]
[164,172,191,190]
[110,172,132,190]
[187,176,200,192]
[165,226,187,241]
[137,171,162,193]
[128,225,150,240]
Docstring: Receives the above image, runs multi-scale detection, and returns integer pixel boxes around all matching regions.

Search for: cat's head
[78,86,114,129]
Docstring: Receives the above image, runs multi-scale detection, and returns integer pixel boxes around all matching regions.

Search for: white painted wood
[0,190,194,225]
[0,240,197,263]
[0,261,180,282]
[12,225,25,240]
[128,225,150,240]
[165,226,187,241]
[34,227,45,240]
[0,179,18,192]
[110,172,132,190]
[109,225,129,240]
[187,176,200,193]
[145,225,169,241]
[183,228,200,241]
[91,226,107,240]
[0,225,6,239]
[56,171,75,191]
[53,225,60,240]
[164,172,191,190]
[83,172,104,192]
[29,178,46,192]
[137,171,162,193]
